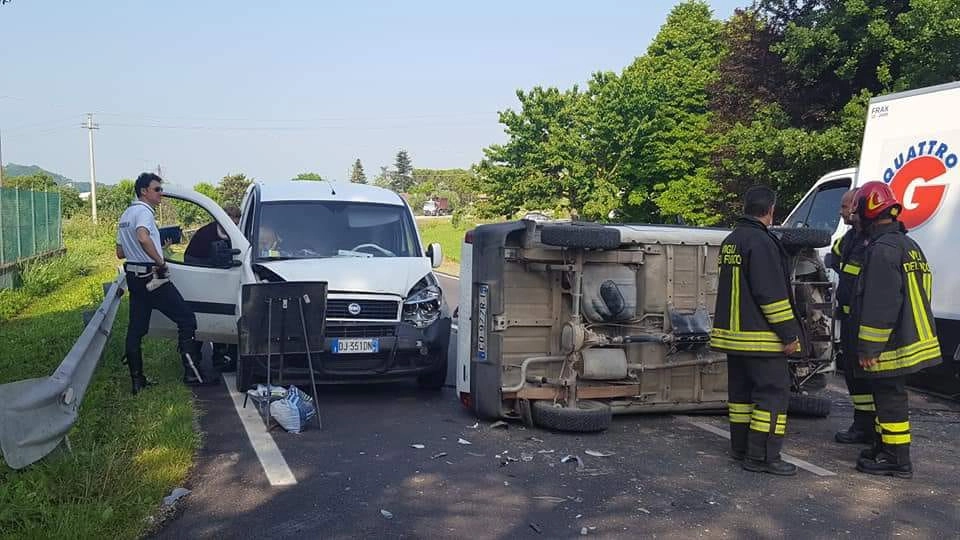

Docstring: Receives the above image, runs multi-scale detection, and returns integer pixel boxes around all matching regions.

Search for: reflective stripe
[859,325,892,343]
[880,421,910,432]
[750,409,772,433]
[832,238,842,256]
[851,394,874,404]
[842,305,850,314]
[923,273,932,301]
[729,413,752,424]
[728,403,754,413]
[751,410,771,421]
[774,414,787,436]
[765,310,795,324]
[760,299,791,315]
[710,327,784,353]
[711,329,781,342]
[711,337,783,353]
[882,433,911,445]
[867,338,941,373]
[851,394,876,412]
[907,273,933,341]
[841,263,861,276]
[730,267,741,332]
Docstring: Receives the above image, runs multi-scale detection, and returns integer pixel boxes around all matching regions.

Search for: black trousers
[839,316,876,433]
[872,376,911,462]
[727,354,791,462]
[125,270,198,376]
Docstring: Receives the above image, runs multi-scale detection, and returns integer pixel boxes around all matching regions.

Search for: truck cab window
[782,179,851,231]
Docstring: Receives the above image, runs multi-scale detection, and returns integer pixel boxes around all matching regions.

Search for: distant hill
[2,163,99,192]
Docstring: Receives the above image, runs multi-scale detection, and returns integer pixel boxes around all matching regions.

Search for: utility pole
[82,113,99,223]
[0,127,5,187]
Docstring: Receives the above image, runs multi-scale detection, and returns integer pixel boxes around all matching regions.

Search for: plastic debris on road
[162,487,191,506]
[585,450,615,458]
[380,509,394,519]
[457,438,472,445]
[410,444,425,449]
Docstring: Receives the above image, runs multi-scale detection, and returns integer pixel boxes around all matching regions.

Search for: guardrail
[0,272,126,469]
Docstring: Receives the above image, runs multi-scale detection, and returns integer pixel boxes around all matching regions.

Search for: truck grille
[325,325,396,338]
[326,299,399,320]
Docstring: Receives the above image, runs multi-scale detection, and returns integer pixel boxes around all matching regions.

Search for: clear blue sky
[1,0,745,187]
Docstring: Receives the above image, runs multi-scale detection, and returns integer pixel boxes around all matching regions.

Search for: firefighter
[711,186,803,476]
[850,181,941,478]
[825,189,876,444]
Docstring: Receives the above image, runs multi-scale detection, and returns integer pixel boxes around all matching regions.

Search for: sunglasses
[151,186,163,193]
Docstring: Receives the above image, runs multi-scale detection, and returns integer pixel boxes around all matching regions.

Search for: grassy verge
[417,216,484,277]
[0,217,199,539]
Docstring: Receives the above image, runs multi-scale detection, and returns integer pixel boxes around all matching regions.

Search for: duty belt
[124,262,157,274]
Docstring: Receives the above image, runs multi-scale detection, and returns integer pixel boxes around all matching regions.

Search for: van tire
[788,393,832,418]
[539,223,621,250]
[531,399,612,432]
[770,227,832,249]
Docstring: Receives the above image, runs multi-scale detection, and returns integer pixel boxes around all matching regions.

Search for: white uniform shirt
[117,201,162,264]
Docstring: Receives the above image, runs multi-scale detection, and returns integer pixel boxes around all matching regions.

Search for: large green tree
[217,173,252,207]
[350,159,367,184]
[293,172,324,181]
[391,150,414,192]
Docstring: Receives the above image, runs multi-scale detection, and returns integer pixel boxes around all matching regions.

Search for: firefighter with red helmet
[850,181,942,478]
[825,189,876,445]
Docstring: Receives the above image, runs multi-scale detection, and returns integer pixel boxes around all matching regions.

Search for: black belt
[124,262,157,273]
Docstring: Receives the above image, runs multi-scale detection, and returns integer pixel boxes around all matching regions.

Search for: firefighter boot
[859,418,884,460]
[743,430,797,476]
[126,351,155,395]
[857,444,913,479]
[730,423,748,461]
[836,411,875,444]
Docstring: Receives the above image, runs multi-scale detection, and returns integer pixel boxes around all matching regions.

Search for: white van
[787,81,960,394]
[150,180,452,391]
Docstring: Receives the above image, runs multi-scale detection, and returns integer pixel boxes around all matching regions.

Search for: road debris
[490,420,509,429]
[537,449,555,454]
[431,452,448,459]
[581,527,589,535]
[466,452,486,457]
[521,453,534,462]
[380,509,394,519]
[458,438,472,445]
[585,450,615,458]
[410,444,425,449]
[561,455,585,469]
[530,522,543,534]
[532,496,566,503]
[529,436,545,443]
[468,422,479,429]
[162,487,191,507]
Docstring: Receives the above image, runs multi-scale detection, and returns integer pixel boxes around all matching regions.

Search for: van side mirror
[211,240,242,268]
[427,242,443,269]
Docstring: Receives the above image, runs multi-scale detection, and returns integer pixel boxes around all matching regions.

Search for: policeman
[116,173,214,394]
[711,186,803,476]
[825,189,875,444]
[850,181,941,478]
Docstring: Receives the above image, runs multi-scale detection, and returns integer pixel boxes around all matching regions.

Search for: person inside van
[184,204,241,265]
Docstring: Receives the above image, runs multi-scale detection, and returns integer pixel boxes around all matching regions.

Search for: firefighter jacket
[826,228,867,318]
[711,216,803,357]
[852,221,942,378]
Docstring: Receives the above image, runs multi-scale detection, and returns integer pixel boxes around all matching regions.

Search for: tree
[217,173,252,207]
[350,159,367,184]
[293,172,324,181]
[57,185,84,218]
[4,173,57,191]
[193,181,221,204]
[391,150,414,192]
[97,179,136,219]
[373,166,393,189]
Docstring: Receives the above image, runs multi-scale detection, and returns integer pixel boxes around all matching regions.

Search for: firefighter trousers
[840,317,876,435]
[727,355,790,462]
[872,376,911,464]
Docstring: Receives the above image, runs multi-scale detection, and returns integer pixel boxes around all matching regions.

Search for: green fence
[0,187,63,267]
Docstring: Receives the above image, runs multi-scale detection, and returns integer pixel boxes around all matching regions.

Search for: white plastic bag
[269,385,316,433]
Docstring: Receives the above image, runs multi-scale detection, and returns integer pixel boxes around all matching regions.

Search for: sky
[0,0,745,188]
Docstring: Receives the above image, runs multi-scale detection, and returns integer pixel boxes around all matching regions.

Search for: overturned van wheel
[788,393,832,418]
[770,227,832,249]
[531,399,612,432]
[539,223,621,250]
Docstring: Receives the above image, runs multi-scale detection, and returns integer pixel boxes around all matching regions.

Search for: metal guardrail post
[0,273,127,469]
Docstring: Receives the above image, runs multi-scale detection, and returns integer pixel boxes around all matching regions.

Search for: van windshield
[255,201,420,260]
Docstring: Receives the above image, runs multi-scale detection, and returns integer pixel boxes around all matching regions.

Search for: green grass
[417,216,494,275]
[0,217,199,539]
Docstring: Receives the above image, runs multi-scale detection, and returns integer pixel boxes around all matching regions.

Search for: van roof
[257,181,406,206]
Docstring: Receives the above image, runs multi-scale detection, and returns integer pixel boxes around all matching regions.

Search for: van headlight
[403,276,442,328]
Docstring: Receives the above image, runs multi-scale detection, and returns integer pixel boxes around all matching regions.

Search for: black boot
[730,423,748,461]
[181,341,217,386]
[126,352,155,395]
[837,410,876,444]
[857,445,913,479]
[744,429,797,476]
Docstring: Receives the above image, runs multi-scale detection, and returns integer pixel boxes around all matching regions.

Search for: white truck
[149,181,453,391]
[785,81,960,395]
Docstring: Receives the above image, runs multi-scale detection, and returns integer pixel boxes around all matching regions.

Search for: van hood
[255,257,432,297]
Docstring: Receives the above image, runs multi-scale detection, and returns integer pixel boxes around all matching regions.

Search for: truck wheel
[769,227,832,249]
[788,393,832,418]
[539,223,621,250]
[531,399,612,432]
[417,353,448,390]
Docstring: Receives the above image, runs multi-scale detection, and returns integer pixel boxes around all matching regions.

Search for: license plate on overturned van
[332,338,380,354]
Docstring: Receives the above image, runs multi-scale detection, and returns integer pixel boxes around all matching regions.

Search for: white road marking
[222,373,297,486]
[682,417,837,477]
[436,272,460,280]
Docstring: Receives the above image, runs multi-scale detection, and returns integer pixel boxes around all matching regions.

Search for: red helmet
[855,181,902,221]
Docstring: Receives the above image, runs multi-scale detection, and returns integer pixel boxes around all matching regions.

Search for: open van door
[781,168,856,265]
[147,185,250,344]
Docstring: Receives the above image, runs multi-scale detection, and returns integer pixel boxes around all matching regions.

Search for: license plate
[332,338,379,354]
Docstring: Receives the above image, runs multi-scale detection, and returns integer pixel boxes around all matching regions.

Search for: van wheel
[788,393,832,418]
[539,223,621,250]
[769,227,832,249]
[531,399,612,432]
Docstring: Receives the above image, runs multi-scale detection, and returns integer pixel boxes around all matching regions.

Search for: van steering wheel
[350,243,395,257]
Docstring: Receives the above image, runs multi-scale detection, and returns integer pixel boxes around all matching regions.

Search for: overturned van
[456,220,834,432]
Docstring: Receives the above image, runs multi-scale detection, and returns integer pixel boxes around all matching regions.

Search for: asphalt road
[152,276,960,539]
